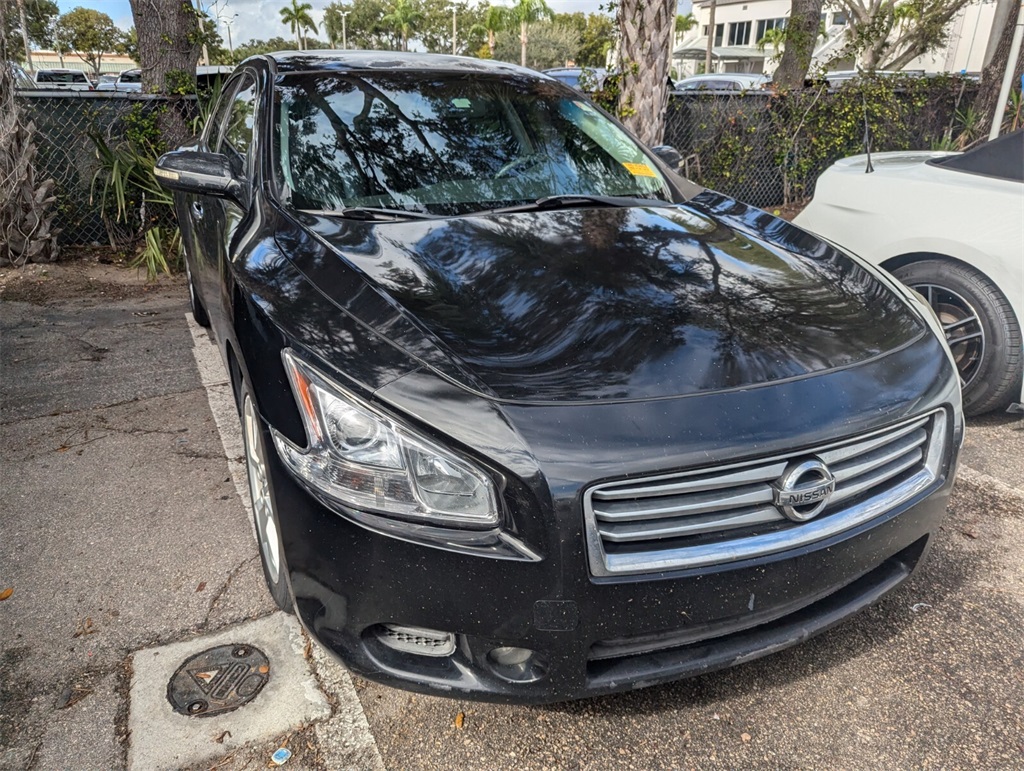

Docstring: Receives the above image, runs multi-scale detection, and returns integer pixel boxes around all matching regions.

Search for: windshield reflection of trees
[276,73,665,214]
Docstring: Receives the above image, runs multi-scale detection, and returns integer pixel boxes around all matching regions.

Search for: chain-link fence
[17,79,979,245]
[664,78,980,209]
[14,92,198,246]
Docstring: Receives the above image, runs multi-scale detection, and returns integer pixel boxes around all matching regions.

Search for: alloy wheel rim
[912,283,985,388]
[243,395,281,582]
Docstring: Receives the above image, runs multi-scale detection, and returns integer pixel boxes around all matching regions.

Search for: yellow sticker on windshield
[623,162,657,178]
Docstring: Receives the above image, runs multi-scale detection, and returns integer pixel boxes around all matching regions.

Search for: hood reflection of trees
[351,205,921,399]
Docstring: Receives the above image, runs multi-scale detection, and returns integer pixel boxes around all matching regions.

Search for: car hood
[290,192,925,404]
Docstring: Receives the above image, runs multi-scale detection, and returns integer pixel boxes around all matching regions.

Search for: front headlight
[272,350,500,529]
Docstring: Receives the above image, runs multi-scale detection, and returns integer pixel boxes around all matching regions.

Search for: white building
[673,0,1000,78]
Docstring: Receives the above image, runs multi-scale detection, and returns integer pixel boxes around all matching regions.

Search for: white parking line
[185,313,385,770]
[185,314,251,523]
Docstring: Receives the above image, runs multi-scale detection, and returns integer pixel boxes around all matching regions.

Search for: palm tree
[617,0,676,146]
[323,4,348,48]
[756,27,787,55]
[508,0,554,67]
[471,5,510,59]
[280,0,318,50]
[382,0,425,52]
[675,13,697,34]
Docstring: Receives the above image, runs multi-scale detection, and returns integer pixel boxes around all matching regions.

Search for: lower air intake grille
[584,409,948,577]
[374,624,456,657]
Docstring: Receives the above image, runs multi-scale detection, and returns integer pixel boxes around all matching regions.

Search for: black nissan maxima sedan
[155,52,963,704]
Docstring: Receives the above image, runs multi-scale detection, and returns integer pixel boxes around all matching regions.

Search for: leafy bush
[664,75,979,207]
[90,104,178,278]
[90,87,219,279]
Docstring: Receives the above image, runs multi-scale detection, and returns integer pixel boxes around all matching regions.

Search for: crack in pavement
[0,386,208,427]
[202,554,261,630]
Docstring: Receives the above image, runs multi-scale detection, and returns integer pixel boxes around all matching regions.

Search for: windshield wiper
[488,194,674,215]
[299,207,438,221]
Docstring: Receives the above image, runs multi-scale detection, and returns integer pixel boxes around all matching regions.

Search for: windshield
[273,72,672,216]
[37,71,87,83]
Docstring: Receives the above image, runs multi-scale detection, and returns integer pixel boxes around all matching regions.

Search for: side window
[217,74,258,176]
[204,76,241,146]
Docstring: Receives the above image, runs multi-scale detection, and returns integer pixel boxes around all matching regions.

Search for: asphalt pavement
[1,265,1022,770]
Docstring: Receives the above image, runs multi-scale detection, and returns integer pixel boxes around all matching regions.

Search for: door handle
[191,201,204,219]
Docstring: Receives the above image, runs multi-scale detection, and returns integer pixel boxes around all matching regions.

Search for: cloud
[215,0,312,47]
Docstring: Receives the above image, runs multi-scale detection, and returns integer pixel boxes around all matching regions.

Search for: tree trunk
[402,30,408,52]
[618,0,676,146]
[774,0,822,89]
[128,0,201,94]
[15,0,32,70]
[488,29,495,58]
[1,52,59,265]
[520,21,527,67]
[975,1,1024,131]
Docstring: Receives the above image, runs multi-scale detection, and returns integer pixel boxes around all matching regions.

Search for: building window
[831,11,848,25]
[756,18,786,42]
[728,20,751,46]
[707,23,723,46]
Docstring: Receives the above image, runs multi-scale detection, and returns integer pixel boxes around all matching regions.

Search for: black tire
[184,247,211,328]
[239,384,293,612]
[891,259,1023,416]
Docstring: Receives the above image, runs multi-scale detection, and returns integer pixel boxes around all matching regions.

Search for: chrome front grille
[584,409,947,577]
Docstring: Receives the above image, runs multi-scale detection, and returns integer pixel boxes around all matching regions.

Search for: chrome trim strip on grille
[583,409,947,577]
[593,485,775,522]
[592,463,787,501]
[599,506,781,542]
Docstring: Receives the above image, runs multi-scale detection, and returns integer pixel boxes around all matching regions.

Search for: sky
[56,0,691,51]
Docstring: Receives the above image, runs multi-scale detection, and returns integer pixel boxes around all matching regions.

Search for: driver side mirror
[650,145,683,172]
[155,150,244,203]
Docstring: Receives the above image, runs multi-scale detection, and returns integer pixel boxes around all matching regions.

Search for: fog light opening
[489,646,532,666]
[486,646,548,683]
[374,624,456,657]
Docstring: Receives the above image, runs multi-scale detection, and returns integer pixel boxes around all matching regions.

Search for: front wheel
[892,259,1022,416]
[241,389,293,612]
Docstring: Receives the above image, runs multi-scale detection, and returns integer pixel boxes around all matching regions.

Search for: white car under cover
[796,130,1024,416]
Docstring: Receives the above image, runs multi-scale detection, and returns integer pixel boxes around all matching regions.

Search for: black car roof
[262,50,540,78]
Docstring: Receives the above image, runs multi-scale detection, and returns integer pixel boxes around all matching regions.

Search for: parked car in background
[96,73,118,88]
[155,51,962,704]
[96,69,142,92]
[95,66,233,93]
[11,63,36,89]
[33,69,93,90]
[196,65,234,91]
[796,130,1024,416]
[542,66,608,93]
[673,73,769,93]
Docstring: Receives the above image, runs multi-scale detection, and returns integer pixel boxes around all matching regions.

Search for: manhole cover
[167,644,270,717]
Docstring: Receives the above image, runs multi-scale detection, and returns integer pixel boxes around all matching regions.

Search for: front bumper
[267,421,957,704]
